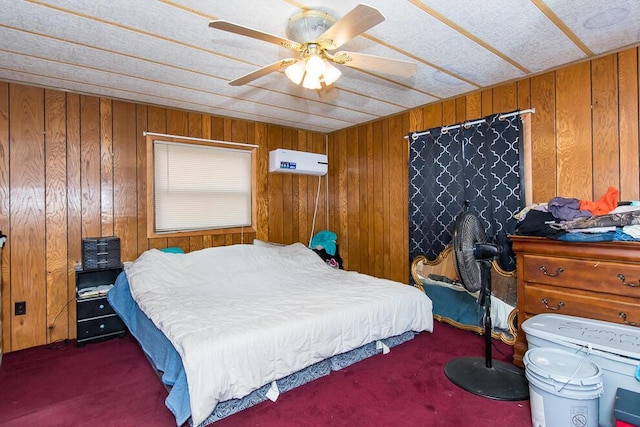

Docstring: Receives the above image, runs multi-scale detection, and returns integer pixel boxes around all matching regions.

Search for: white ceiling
[2,0,639,133]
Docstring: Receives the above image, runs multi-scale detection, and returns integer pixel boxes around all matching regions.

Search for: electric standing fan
[443,211,529,401]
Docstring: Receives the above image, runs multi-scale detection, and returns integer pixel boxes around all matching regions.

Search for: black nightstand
[75,266,126,347]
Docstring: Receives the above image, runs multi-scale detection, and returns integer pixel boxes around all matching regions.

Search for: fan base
[444,357,529,401]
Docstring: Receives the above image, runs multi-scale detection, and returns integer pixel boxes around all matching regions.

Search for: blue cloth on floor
[310,230,337,256]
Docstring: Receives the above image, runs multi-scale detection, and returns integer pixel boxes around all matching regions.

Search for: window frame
[145,133,257,239]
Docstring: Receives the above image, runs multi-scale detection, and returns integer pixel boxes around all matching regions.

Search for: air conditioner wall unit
[268,149,328,176]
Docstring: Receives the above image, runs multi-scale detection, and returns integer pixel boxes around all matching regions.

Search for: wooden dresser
[511,235,640,367]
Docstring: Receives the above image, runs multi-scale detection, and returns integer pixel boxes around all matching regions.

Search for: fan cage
[452,212,485,293]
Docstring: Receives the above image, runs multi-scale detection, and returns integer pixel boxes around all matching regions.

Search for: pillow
[252,239,286,247]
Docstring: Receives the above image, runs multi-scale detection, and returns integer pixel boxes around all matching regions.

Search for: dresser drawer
[77,296,116,319]
[522,254,640,298]
[523,283,640,326]
[77,315,125,340]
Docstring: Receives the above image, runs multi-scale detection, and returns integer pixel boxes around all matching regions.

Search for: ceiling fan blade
[229,59,297,86]
[334,51,417,78]
[209,20,301,51]
[318,4,385,50]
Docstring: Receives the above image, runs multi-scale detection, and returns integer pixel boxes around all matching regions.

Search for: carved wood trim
[411,244,518,345]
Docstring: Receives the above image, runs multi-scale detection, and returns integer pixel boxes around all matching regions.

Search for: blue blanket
[108,273,191,424]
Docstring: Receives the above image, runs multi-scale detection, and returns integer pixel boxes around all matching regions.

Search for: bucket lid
[524,347,602,386]
[522,314,640,360]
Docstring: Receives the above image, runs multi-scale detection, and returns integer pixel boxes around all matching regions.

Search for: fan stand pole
[480,260,493,369]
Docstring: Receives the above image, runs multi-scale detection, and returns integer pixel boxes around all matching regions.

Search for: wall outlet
[15,301,26,316]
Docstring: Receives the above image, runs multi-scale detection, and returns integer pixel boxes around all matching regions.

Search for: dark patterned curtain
[409,126,464,261]
[409,111,525,273]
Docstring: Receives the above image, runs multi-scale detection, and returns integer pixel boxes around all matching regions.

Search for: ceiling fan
[208,4,417,89]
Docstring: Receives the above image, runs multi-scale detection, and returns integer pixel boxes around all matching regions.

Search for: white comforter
[125,243,433,426]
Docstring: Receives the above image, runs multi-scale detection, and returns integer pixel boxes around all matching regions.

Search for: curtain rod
[404,108,536,141]
[143,131,259,148]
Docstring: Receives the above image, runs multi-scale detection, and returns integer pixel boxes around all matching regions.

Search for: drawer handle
[541,298,565,311]
[540,266,564,277]
[619,312,638,327]
[617,274,640,288]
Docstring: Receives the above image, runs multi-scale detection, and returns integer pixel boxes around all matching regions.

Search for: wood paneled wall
[328,47,639,284]
[2,47,639,352]
[0,84,326,351]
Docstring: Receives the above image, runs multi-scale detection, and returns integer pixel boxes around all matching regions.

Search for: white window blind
[153,140,252,233]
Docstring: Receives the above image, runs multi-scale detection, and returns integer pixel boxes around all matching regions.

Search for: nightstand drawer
[77,296,116,319]
[77,315,125,339]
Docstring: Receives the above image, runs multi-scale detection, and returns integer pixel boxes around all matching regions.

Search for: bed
[108,242,433,426]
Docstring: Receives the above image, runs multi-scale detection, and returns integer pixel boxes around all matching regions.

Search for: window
[146,134,256,238]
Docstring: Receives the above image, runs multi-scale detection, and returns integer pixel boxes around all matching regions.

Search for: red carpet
[0,322,532,426]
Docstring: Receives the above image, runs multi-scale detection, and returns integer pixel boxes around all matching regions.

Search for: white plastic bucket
[524,347,603,427]
[522,314,640,427]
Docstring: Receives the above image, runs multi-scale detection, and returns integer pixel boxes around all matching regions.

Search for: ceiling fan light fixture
[322,60,341,86]
[286,9,337,44]
[285,60,306,85]
[288,54,342,89]
[302,72,322,90]
[305,53,325,77]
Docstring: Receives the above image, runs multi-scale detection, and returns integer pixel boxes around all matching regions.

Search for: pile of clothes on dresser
[515,186,640,242]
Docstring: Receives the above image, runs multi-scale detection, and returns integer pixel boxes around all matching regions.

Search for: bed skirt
[200,330,415,426]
